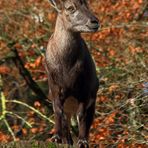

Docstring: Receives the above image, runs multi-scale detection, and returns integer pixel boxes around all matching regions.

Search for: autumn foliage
[0,0,148,147]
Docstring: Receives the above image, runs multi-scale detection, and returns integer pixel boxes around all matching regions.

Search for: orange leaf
[34,56,42,67]
[0,66,11,74]
[105,112,117,124]
[34,101,41,108]
[0,132,10,143]
[22,128,27,136]
[49,128,56,135]
[31,128,38,134]
[109,84,119,93]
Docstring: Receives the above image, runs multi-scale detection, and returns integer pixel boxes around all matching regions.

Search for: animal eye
[67,6,76,13]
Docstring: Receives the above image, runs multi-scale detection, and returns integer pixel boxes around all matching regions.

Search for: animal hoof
[51,134,62,143]
[77,139,89,148]
[67,137,73,145]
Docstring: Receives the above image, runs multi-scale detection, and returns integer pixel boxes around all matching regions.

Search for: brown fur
[45,0,99,147]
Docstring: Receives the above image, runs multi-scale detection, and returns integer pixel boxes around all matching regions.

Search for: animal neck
[53,14,81,51]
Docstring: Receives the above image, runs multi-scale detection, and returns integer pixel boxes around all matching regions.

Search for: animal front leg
[51,98,64,143]
[77,102,95,148]
[62,113,73,145]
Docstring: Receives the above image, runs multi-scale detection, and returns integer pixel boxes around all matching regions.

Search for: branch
[11,48,52,109]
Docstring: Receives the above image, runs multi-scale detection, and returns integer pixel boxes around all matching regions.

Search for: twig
[6,100,54,124]
[3,119,16,141]
[100,22,148,31]
[0,75,16,141]
[1,85,6,120]
[6,111,32,128]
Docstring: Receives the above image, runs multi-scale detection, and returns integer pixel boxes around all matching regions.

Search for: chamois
[45,0,100,147]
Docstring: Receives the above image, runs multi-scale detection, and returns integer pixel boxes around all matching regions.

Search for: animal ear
[48,0,62,12]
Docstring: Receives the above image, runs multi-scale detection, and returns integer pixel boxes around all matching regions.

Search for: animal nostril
[90,20,98,24]
[86,18,100,30]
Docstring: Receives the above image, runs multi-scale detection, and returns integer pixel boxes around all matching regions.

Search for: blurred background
[0,0,148,147]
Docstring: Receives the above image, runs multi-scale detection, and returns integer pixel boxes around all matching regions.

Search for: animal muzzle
[86,18,100,32]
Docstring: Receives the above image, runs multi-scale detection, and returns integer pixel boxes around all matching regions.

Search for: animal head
[48,0,100,32]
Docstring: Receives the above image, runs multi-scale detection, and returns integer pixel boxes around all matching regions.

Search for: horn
[48,0,61,12]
